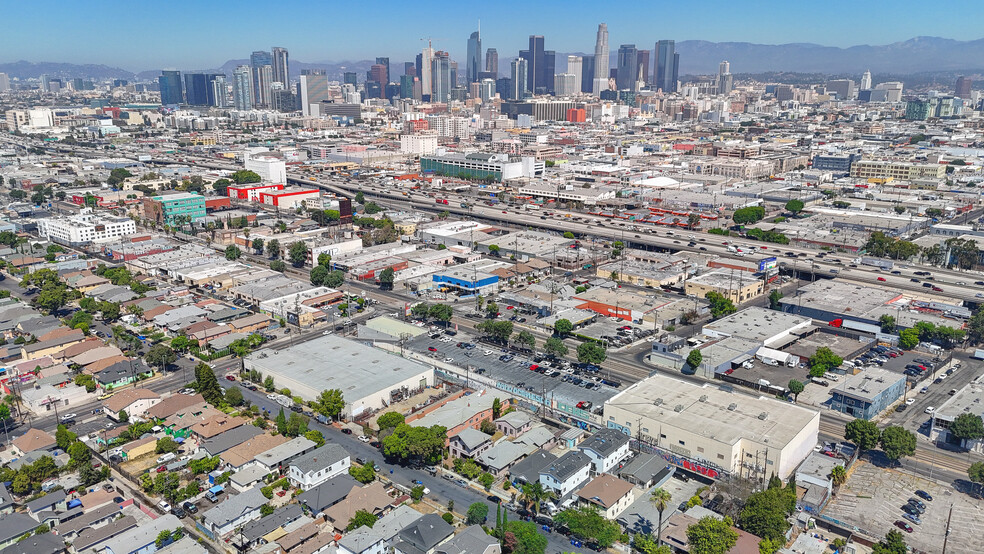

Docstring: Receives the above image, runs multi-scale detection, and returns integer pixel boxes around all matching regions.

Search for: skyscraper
[250,50,273,105]
[860,69,872,91]
[467,30,482,83]
[0,73,10,92]
[299,70,329,116]
[431,51,451,103]
[183,73,210,106]
[544,51,556,94]
[159,70,183,105]
[718,61,733,95]
[343,72,358,86]
[955,76,972,98]
[616,44,638,91]
[637,50,650,85]
[232,66,253,110]
[521,35,548,95]
[420,45,435,99]
[592,23,609,96]
[271,47,289,87]
[654,40,678,92]
[375,57,390,85]
[404,62,415,76]
[567,56,583,93]
[369,64,388,98]
[485,48,498,76]
[581,55,595,94]
[211,75,228,107]
[510,58,528,100]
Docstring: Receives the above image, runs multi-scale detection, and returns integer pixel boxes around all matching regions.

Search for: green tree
[898,328,919,349]
[250,237,264,253]
[194,362,223,405]
[266,238,281,258]
[830,465,847,486]
[878,314,896,333]
[378,267,395,290]
[225,386,244,406]
[347,509,377,531]
[428,304,453,323]
[768,289,783,310]
[309,265,329,286]
[968,461,984,494]
[486,301,499,317]
[553,319,573,337]
[872,529,908,554]
[354,191,365,204]
[145,344,177,373]
[576,342,607,365]
[270,260,286,272]
[687,516,739,554]
[705,292,737,319]
[376,411,405,430]
[317,253,331,267]
[263,376,275,392]
[950,413,984,442]
[288,242,309,267]
[553,506,623,548]
[515,330,536,351]
[230,170,261,184]
[349,462,376,484]
[633,534,672,554]
[67,441,91,468]
[315,389,344,419]
[563,231,575,239]
[787,379,804,402]
[784,199,804,214]
[410,485,425,502]
[650,488,672,542]
[381,424,447,464]
[845,418,881,451]
[686,349,703,370]
[544,337,568,357]
[466,502,489,524]
[879,426,916,463]
[518,482,556,515]
[732,206,766,224]
[156,436,179,454]
[739,487,793,541]
[479,472,495,490]
[808,346,842,377]
[504,520,548,554]
[224,245,241,260]
[492,398,502,420]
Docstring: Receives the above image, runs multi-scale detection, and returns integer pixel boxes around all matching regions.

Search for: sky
[6,0,984,72]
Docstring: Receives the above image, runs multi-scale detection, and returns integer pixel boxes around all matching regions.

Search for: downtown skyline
[4,0,984,71]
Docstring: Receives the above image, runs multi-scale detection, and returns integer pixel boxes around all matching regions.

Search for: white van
[157,452,176,465]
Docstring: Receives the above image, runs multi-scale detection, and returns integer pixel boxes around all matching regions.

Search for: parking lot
[408,331,621,411]
[823,461,984,553]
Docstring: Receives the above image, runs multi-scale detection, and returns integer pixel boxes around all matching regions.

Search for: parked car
[894,520,914,533]
[915,490,933,501]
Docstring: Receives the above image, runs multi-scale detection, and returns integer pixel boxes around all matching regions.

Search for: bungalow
[477,440,537,477]
[539,451,591,497]
[507,449,556,485]
[53,503,120,539]
[68,516,138,553]
[198,486,267,539]
[288,443,351,489]
[392,513,454,554]
[0,513,52,549]
[578,428,631,475]
[227,313,272,334]
[229,465,269,493]
[69,345,124,367]
[25,490,67,522]
[234,504,304,552]
[100,514,183,554]
[337,505,425,554]
[191,414,249,441]
[576,474,635,519]
[323,482,393,530]
[22,329,85,361]
[275,517,325,552]
[120,436,156,460]
[220,433,288,471]
[618,453,674,489]
[0,531,64,554]
[434,525,501,554]
[0,484,13,515]
[449,428,493,460]
[102,388,162,421]
[93,359,152,390]
[11,429,56,456]
[297,474,359,515]
[660,512,762,553]
[200,425,263,457]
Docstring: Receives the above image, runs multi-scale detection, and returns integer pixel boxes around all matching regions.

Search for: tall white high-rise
[211,75,228,107]
[567,56,583,93]
[420,46,435,98]
[299,70,329,116]
[592,23,609,96]
[0,73,9,92]
[860,69,872,91]
[271,47,289,87]
[232,66,253,110]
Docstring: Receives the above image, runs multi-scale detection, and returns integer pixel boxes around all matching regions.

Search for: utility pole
[942,503,954,554]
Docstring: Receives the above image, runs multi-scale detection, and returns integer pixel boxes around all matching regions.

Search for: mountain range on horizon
[3,36,984,82]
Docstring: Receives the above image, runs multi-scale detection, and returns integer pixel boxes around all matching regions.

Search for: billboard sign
[758,257,778,271]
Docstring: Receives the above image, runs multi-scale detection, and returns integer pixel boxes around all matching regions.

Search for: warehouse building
[243,335,434,419]
[604,374,820,481]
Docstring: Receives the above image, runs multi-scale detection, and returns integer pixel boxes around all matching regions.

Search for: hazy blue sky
[6,0,984,71]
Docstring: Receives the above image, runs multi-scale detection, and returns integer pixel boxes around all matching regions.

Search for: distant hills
[3,36,984,82]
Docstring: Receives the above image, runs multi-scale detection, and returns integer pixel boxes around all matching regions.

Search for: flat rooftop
[605,374,820,448]
[781,280,901,317]
[702,307,811,345]
[935,372,984,422]
[244,335,433,402]
[834,366,906,402]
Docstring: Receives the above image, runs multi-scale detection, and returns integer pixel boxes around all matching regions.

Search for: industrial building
[604,374,820,480]
[36,209,136,246]
[828,366,906,420]
[243,335,434,419]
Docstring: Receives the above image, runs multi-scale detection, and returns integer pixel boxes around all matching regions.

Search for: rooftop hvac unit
[728,403,737,411]
[674,405,684,412]
[699,395,708,403]
[653,398,663,406]
[758,412,768,420]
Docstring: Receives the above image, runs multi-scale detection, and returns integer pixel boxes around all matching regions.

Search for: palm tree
[649,488,672,542]
[830,465,847,486]
[519,482,555,514]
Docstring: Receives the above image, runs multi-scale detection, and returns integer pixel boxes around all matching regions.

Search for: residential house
[514,425,557,450]
[660,513,762,553]
[100,514,182,554]
[618,453,674,489]
[253,437,317,473]
[392,513,454,554]
[494,411,532,437]
[288,443,351,489]
[0,531,65,554]
[235,504,304,551]
[102,388,162,421]
[191,414,249,442]
[449,428,493,460]
[229,465,270,493]
[539,451,591,497]
[476,440,536,477]
[198,486,267,539]
[507,449,556,485]
[69,345,124,367]
[0,484,12,515]
[21,329,85,361]
[0,513,53,549]
[297,475,359,515]
[323,481,393,530]
[337,505,423,554]
[576,474,635,519]
[407,391,507,445]
[434,525,501,554]
[200,425,264,457]
[578,428,631,475]
[220,433,288,471]
[53,503,120,539]
[120,436,156,460]
[93,359,152,389]
[25,490,67,522]
[275,517,325,553]
[11,429,56,456]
